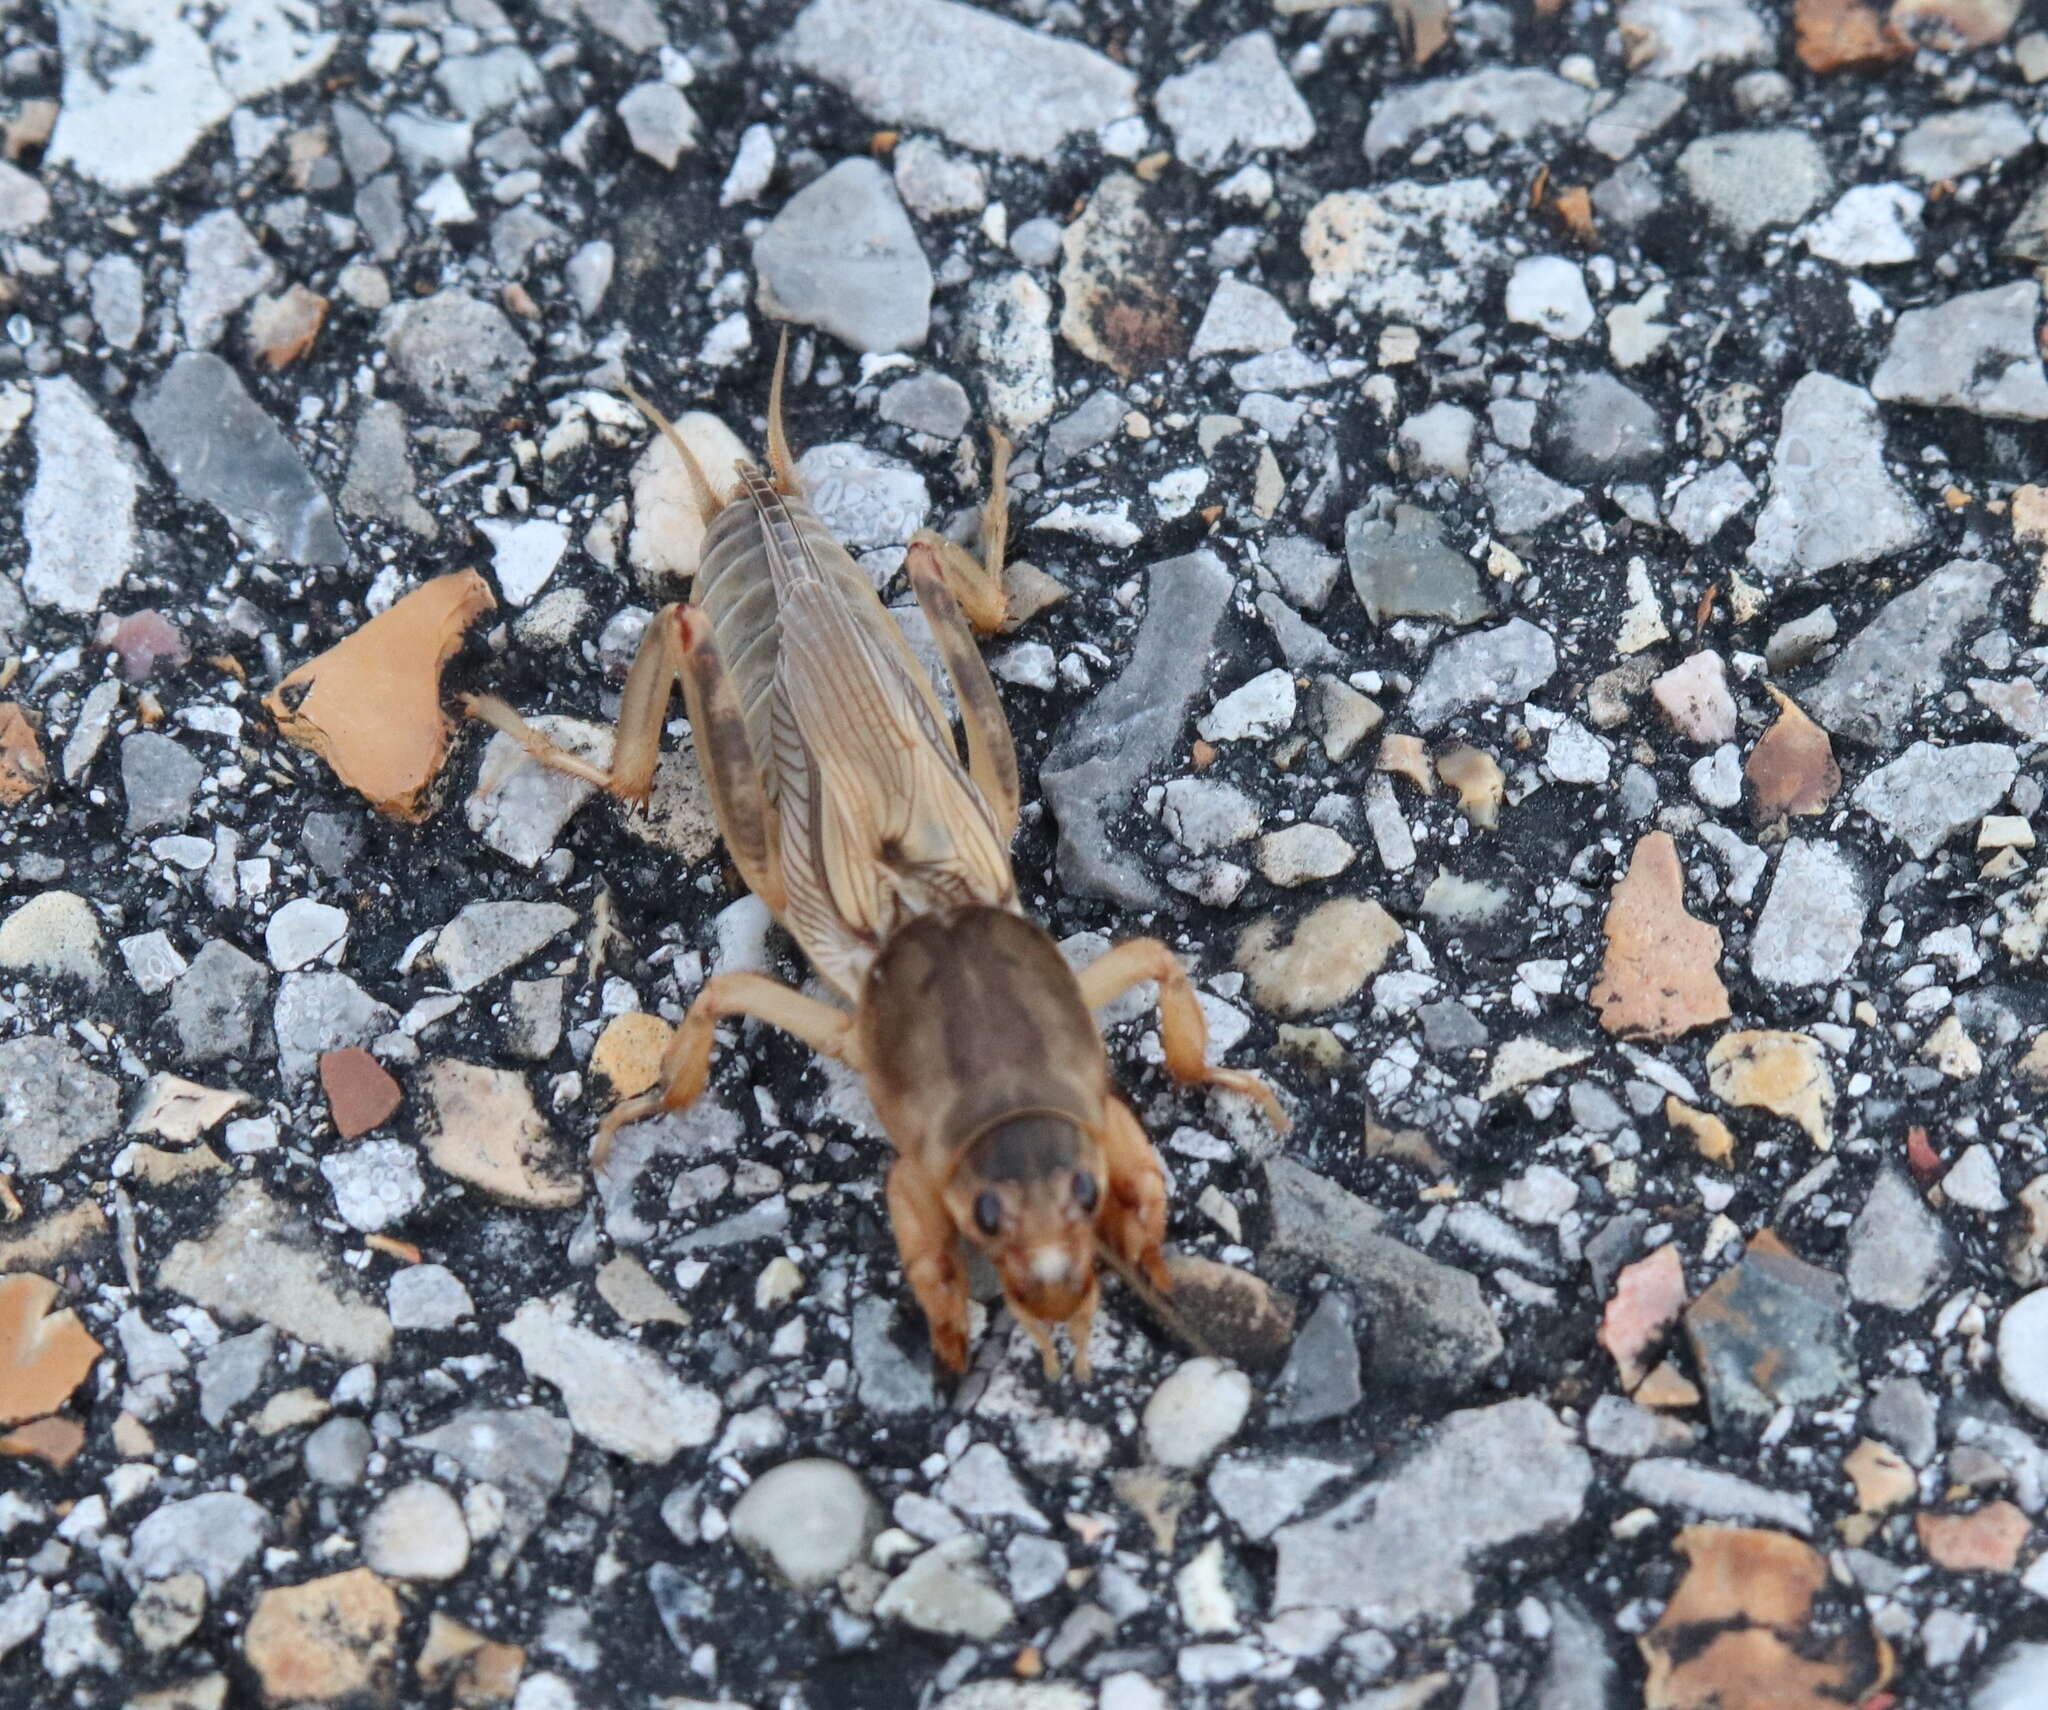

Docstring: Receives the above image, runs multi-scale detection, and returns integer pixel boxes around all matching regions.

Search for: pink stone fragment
[1600,1242,1689,1391]
[1651,650,1737,746]
[98,610,191,683]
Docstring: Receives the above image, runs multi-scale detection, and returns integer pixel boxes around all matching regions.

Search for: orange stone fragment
[0,702,46,804]
[0,1272,104,1426]
[266,569,495,823]
[1917,1501,2029,1573]
[591,1012,672,1101]
[0,1413,86,1468]
[320,1048,402,1140]
[249,284,329,370]
[1746,688,1841,825]
[416,1611,526,1706]
[245,1568,402,1706]
[1795,0,1911,70]
[1600,1243,1688,1391]
[1844,1438,1916,1516]
[1590,832,1731,1042]
[1642,1525,1894,1710]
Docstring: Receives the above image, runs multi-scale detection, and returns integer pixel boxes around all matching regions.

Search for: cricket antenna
[621,376,720,526]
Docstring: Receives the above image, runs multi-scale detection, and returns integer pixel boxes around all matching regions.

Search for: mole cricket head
[948,1111,1107,1327]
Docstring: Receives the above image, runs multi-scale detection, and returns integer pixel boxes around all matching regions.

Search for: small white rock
[361,1481,470,1581]
[1143,1357,1252,1469]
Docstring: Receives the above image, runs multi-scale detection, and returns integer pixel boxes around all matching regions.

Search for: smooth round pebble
[729,1458,880,1590]
[1997,1289,2048,1424]
[1142,1356,1253,1469]
[361,1480,470,1581]
[303,1416,372,1488]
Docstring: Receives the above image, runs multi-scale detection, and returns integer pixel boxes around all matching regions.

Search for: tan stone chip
[245,1568,402,1707]
[1233,897,1402,1018]
[420,1060,583,1209]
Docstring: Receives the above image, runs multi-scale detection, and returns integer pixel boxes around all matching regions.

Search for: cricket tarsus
[460,323,1288,1379]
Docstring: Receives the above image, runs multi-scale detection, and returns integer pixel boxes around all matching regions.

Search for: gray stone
[1398,402,1477,479]
[1345,504,1487,627]
[1746,374,1924,580]
[504,978,565,1062]
[1264,1157,1503,1389]
[958,271,1056,435]
[1586,1393,1695,1459]
[1594,156,1667,229]
[321,1139,426,1233]
[1871,282,2048,421]
[1865,1376,1938,1466]
[354,174,408,260]
[272,970,396,1082]
[87,254,145,350]
[1975,1643,2048,1710]
[1406,618,1558,732]
[938,1443,1046,1530]
[1897,101,2031,181]
[0,1583,47,1666]
[1041,550,1234,910]
[1207,1455,1350,1542]
[891,136,985,219]
[1621,1459,1813,1533]
[1190,277,1296,360]
[1256,594,1341,670]
[852,1294,938,1415]
[617,79,697,169]
[874,1535,1013,1639]
[1365,68,1591,162]
[1804,183,1922,267]
[159,1181,392,1363]
[502,1294,720,1463]
[435,45,541,121]
[1750,839,1865,988]
[778,0,1136,163]
[1535,1592,1618,1710]
[331,101,393,181]
[341,399,438,539]
[177,209,276,349]
[1618,0,1770,74]
[1303,179,1503,332]
[304,1415,372,1487]
[1855,742,2019,860]
[361,1482,469,1582]
[1847,1171,1951,1312]
[125,1492,272,1597]
[197,1326,275,1427]
[2002,177,2048,264]
[1155,31,1313,173]
[1668,462,1757,544]
[24,376,143,614]
[167,939,269,1062]
[1269,1291,1363,1426]
[1998,1290,2048,1425]
[754,158,930,354]
[879,371,971,439]
[1507,256,1595,340]
[794,442,928,548]
[1482,459,1583,535]
[133,354,348,565]
[1677,130,1831,242]
[435,901,577,993]
[384,290,533,421]
[405,1407,572,1567]
[122,732,204,834]
[1419,1002,1488,1052]
[1804,558,1999,745]
[1272,1399,1590,1623]
[1685,1233,1854,1432]
[1264,535,1344,612]
[0,1035,118,1175]
[732,1460,882,1589]
[1542,373,1665,479]
[1161,778,1260,855]
[1584,79,1686,159]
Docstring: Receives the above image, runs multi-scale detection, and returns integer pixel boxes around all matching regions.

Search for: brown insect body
[463,335,1283,1377]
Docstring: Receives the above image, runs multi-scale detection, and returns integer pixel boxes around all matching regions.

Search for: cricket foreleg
[886,1155,972,1375]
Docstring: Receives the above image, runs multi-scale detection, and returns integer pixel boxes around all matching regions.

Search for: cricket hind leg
[594,973,857,1167]
[907,426,1012,636]
[1075,939,1292,1132]
[905,544,1021,841]
[886,1154,972,1375]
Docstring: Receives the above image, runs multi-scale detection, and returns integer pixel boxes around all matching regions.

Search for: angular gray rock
[1264,1157,1503,1388]
[24,376,144,614]
[1896,101,2030,182]
[1750,839,1865,988]
[166,939,270,1062]
[1272,1399,1590,1623]
[1155,31,1313,172]
[1542,373,1666,479]
[1854,741,2019,860]
[1365,68,1592,162]
[384,290,534,421]
[1482,458,1584,534]
[1870,282,2048,421]
[1686,1234,1854,1432]
[503,1295,720,1463]
[1618,0,1771,75]
[405,1408,572,1569]
[435,901,578,993]
[1345,505,1488,627]
[753,157,931,353]
[1677,129,1831,241]
[177,209,277,349]
[1746,374,1924,580]
[122,732,204,834]
[340,399,438,539]
[272,971,396,1082]
[0,1035,118,1175]
[1406,618,1558,732]
[124,1492,273,1597]
[778,0,1136,163]
[1804,559,2001,744]
[1041,550,1234,910]
[133,354,348,565]
[1846,1171,1951,1312]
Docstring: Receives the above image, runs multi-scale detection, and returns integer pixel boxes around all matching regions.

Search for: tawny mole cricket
[463,333,1288,1377]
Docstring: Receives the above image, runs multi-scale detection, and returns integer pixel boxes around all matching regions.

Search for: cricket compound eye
[1072,1171,1098,1213]
[974,1191,1003,1237]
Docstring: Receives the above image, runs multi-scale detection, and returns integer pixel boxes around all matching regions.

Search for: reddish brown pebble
[1918,1502,2029,1573]
[321,1049,402,1140]
[0,1413,87,1468]
[1601,1244,1688,1392]
[102,609,191,683]
[1906,1126,1942,1186]
[1590,832,1731,1042]
[1745,688,1841,825]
